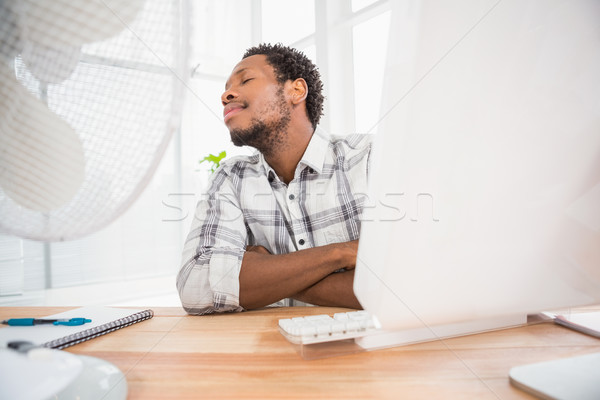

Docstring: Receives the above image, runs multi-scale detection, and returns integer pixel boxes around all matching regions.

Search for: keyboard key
[304,314,334,322]
[347,311,371,320]
[316,324,331,336]
[278,318,293,327]
[333,313,349,321]
[331,322,345,334]
[300,325,317,336]
[346,320,360,332]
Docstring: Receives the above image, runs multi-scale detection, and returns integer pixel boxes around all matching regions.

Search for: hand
[331,240,359,270]
[293,269,362,309]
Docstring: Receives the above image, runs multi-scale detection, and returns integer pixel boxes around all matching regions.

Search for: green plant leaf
[199,151,227,173]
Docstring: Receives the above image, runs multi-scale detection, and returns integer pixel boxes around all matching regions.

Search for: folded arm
[239,240,361,310]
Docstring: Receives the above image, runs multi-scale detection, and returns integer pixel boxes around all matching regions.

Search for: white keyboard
[278,311,381,345]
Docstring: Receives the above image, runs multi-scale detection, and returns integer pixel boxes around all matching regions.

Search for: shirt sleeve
[176,167,247,315]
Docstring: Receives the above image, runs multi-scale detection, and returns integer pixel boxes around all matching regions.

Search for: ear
[289,78,308,105]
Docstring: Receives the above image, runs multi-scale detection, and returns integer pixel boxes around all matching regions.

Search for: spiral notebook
[0,306,154,349]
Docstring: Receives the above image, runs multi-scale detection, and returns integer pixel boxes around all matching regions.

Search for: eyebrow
[225,68,248,90]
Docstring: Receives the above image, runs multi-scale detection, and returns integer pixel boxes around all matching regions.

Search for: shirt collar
[297,127,329,174]
[260,127,329,181]
[260,155,277,183]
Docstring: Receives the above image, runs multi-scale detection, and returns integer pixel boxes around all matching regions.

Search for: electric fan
[0,1,189,398]
[0,0,188,241]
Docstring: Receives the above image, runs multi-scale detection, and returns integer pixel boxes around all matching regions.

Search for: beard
[229,89,291,158]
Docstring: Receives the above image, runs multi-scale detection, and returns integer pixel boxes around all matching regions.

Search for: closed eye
[242,78,253,84]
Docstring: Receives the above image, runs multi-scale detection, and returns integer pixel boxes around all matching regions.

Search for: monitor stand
[355,314,527,350]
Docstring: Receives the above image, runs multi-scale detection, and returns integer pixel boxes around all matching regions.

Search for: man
[177,43,372,314]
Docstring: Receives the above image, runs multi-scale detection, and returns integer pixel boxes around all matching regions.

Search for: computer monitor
[354,0,600,346]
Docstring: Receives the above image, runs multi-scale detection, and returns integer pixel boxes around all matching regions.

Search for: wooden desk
[2,306,599,399]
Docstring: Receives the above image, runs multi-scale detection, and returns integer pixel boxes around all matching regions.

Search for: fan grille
[0,0,187,241]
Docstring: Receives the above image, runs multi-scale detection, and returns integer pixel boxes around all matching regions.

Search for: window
[352,0,380,13]
[353,11,391,134]
[262,0,315,45]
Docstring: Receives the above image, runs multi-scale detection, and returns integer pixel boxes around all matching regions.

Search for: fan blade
[18,0,146,48]
[0,65,86,212]
[20,43,81,84]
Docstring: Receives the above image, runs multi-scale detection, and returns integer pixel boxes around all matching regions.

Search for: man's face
[221,55,291,155]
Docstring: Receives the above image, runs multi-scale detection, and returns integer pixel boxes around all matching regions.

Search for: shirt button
[289,194,295,200]
[298,239,305,246]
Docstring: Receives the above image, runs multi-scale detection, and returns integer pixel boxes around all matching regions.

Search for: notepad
[0,306,153,349]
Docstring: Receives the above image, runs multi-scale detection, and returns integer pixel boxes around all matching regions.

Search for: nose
[221,88,238,106]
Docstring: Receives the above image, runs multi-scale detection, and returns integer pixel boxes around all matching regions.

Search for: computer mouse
[56,353,128,399]
[0,347,82,400]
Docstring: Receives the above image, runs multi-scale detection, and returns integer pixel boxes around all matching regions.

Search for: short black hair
[243,43,324,129]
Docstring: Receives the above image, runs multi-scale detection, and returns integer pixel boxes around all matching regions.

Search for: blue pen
[1,317,92,326]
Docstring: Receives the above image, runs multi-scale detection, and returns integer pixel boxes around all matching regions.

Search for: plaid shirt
[177,131,373,314]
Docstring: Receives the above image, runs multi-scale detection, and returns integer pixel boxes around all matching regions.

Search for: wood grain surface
[2,305,599,399]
